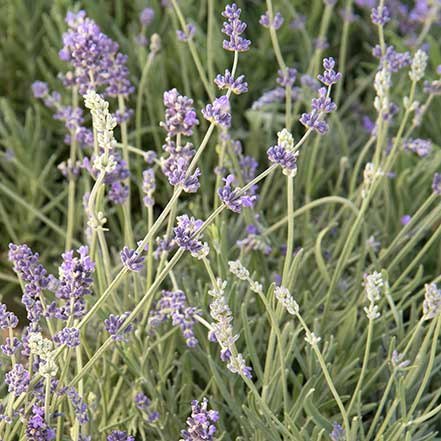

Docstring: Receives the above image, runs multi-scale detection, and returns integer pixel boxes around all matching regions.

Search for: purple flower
[108,181,129,205]
[218,175,255,213]
[53,327,80,348]
[161,89,199,137]
[433,173,441,195]
[267,144,298,176]
[180,398,219,441]
[26,405,56,440]
[140,8,154,26]
[330,422,345,441]
[104,312,134,342]
[290,15,306,29]
[57,246,95,300]
[135,392,160,422]
[142,168,156,207]
[214,70,248,95]
[202,96,231,128]
[65,387,88,423]
[371,5,391,26]
[1,337,21,356]
[107,431,135,441]
[60,11,134,97]
[120,246,145,272]
[251,87,300,110]
[161,155,201,193]
[403,138,432,157]
[0,303,18,329]
[400,215,411,225]
[149,290,199,347]
[277,68,297,88]
[32,81,49,98]
[173,215,208,258]
[317,57,342,86]
[5,363,30,396]
[8,244,49,323]
[221,3,251,52]
[177,24,196,42]
[259,11,284,30]
[372,45,411,73]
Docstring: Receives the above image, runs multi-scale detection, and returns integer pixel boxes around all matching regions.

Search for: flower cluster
[274,286,299,315]
[53,327,80,348]
[8,243,50,324]
[142,168,156,207]
[180,398,219,441]
[221,3,250,52]
[107,431,135,441]
[214,70,248,95]
[202,95,232,128]
[423,283,441,320]
[259,11,284,30]
[300,58,340,134]
[208,278,252,378]
[177,24,196,42]
[363,271,384,320]
[120,246,145,272]
[403,138,432,157]
[0,303,18,329]
[218,174,255,213]
[26,405,56,440]
[173,215,209,259]
[372,45,411,73]
[267,128,299,176]
[50,246,95,321]
[59,10,134,97]
[149,290,199,348]
[433,173,441,195]
[134,392,160,423]
[160,89,201,192]
[104,312,134,342]
[5,363,30,396]
[371,5,391,26]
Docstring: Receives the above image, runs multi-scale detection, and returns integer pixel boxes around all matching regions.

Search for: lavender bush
[0,0,441,440]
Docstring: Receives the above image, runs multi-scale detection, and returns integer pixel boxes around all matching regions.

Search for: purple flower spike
[177,24,196,42]
[221,3,251,52]
[32,81,49,98]
[0,303,19,329]
[371,5,391,26]
[149,290,199,347]
[53,327,80,348]
[317,58,342,86]
[433,173,441,195]
[202,96,231,128]
[214,70,248,95]
[140,8,154,26]
[277,68,297,88]
[173,215,208,258]
[180,398,219,441]
[120,246,145,272]
[107,431,135,441]
[5,363,30,396]
[161,89,199,137]
[218,175,255,213]
[259,11,284,30]
[26,405,56,440]
[104,312,134,342]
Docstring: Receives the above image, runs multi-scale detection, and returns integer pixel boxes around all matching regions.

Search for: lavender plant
[0,1,441,440]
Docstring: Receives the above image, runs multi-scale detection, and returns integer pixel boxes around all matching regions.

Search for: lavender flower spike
[104,312,134,342]
[221,3,251,52]
[371,5,391,26]
[180,398,219,441]
[120,246,145,272]
[202,96,232,128]
[259,11,284,30]
[107,431,135,441]
[5,363,30,396]
[174,215,209,259]
[214,70,248,95]
[267,129,299,176]
[218,174,256,212]
[433,173,441,195]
